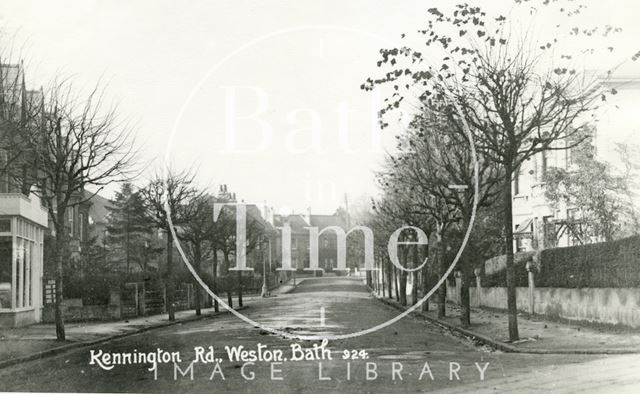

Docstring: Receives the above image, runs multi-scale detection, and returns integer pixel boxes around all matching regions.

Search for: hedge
[482,252,533,287]
[481,235,640,288]
[537,235,640,288]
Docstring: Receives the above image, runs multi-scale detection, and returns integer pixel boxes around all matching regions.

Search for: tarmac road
[0,276,638,393]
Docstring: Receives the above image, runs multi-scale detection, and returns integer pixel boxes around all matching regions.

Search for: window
[0,219,10,233]
[79,213,85,241]
[567,208,579,221]
[542,151,548,178]
[514,167,521,195]
[68,209,74,237]
[0,237,12,309]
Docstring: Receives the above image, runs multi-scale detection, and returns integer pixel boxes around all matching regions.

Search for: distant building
[273,209,347,271]
[87,192,113,245]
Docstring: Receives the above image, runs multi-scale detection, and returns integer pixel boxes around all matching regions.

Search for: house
[273,209,348,271]
[0,60,110,326]
[87,192,112,245]
[0,61,48,327]
[512,66,640,251]
[273,214,310,271]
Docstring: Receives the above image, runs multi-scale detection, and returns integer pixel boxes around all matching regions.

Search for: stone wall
[447,282,640,328]
[42,303,121,323]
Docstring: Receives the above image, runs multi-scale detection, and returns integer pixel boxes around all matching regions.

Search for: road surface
[1,276,638,393]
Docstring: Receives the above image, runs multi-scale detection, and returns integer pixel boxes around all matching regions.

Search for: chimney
[305,207,311,226]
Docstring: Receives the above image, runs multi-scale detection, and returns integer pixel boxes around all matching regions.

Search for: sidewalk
[0,304,248,369]
[376,295,640,354]
[0,277,301,368]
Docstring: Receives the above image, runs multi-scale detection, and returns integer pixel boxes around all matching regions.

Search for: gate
[121,283,142,318]
[144,287,165,315]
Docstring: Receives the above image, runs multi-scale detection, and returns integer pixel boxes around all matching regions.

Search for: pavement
[374,292,640,354]
[0,277,303,368]
[0,276,638,392]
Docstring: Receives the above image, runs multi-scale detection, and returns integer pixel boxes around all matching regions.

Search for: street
[0,276,638,393]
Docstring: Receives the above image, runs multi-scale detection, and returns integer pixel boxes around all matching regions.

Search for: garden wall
[447,283,640,328]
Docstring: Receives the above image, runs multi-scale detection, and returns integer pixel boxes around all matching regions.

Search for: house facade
[512,67,640,252]
[0,61,48,327]
[273,209,348,271]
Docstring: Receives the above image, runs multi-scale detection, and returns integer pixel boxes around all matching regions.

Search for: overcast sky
[2,0,639,214]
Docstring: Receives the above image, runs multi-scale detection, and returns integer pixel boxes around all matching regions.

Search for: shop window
[15,238,22,308]
[0,236,12,309]
[0,219,10,233]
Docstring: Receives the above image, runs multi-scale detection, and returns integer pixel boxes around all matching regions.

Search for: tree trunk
[212,248,219,313]
[237,270,243,307]
[399,244,408,306]
[421,251,429,312]
[125,204,130,274]
[436,235,446,318]
[386,256,393,299]
[504,165,519,341]
[223,251,232,308]
[393,267,400,302]
[460,253,471,327]
[460,217,472,328]
[54,219,66,341]
[412,271,418,306]
[166,230,175,321]
[411,244,418,306]
[380,255,386,297]
[194,244,202,316]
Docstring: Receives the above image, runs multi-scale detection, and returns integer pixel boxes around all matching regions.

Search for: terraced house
[0,61,48,326]
[0,61,101,327]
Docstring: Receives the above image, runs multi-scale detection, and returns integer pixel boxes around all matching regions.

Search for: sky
[1,0,639,215]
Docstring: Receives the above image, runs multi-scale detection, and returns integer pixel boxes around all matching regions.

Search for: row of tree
[359,0,639,340]
[105,173,272,322]
[0,67,270,340]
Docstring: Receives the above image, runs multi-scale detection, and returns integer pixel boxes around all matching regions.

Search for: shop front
[0,193,48,327]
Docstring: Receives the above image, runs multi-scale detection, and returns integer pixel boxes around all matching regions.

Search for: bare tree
[21,81,137,341]
[140,168,200,321]
[364,0,624,340]
[390,112,502,326]
[180,193,216,316]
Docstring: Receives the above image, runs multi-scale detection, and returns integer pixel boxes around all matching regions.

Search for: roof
[1,63,23,90]
[273,213,347,234]
[273,214,309,234]
[309,214,346,230]
[246,204,276,234]
[86,193,113,225]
